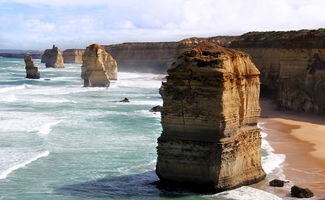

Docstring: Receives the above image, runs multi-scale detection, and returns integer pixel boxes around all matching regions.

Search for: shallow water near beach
[0,57,283,200]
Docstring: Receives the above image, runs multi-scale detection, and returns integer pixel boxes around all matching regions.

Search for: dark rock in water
[24,55,40,79]
[44,78,51,81]
[150,105,162,112]
[119,98,129,103]
[291,185,314,198]
[269,179,287,187]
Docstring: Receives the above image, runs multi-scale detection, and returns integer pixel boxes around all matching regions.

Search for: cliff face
[82,44,118,87]
[156,43,265,190]
[24,55,40,79]
[105,37,237,74]
[105,42,179,74]
[63,49,85,63]
[41,45,64,68]
[230,29,325,114]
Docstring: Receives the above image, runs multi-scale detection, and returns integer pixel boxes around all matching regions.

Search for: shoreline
[260,99,325,198]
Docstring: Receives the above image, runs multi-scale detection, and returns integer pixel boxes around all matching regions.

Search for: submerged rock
[269,179,287,187]
[150,105,162,112]
[24,55,40,79]
[41,45,64,68]
[119,98,130,103]
[291,185,314,198]
[82,44,118,87]
[156,42,265,191]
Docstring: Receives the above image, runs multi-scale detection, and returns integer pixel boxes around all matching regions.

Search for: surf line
[0,151,49,179]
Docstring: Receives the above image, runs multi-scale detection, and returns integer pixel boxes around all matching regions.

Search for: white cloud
[0,0,324,49]
[24,19,55,32]
[119,20,136,29]
[0,0,108,7]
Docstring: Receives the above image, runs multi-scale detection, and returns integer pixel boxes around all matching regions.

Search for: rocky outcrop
[269,179,287,187]
[291,185,314,198]
[82,44,118,87]
[41,45,64,68]
[63,49,85,63]
[156,43,265,190]
[230,29,325,114]
[24,55,40,79]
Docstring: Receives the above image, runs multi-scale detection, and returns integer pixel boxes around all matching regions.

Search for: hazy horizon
[0,0,324,50]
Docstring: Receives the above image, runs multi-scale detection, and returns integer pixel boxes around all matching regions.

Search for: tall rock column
[41,45,64,68]
[156,43,265,190]
[24,55,40,79]
[81,44,118,87]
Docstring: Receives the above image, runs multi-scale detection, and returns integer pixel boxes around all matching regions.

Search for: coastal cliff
[156,43,265,190]
[105,42,179,73]
[41,45,64,68]
[230,29,325,114]
[104,29,325,114]
[82,44,118,87]
[105,37,236,74]
[63,49,85,63]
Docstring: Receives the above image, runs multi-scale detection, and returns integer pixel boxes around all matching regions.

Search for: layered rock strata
[24,55,40,79]
[156,43,265,190]
[63,49,85,63]
[82,44,118,87]
[105,37,237,74]
[230,29,325,114]
[41,45,64,68]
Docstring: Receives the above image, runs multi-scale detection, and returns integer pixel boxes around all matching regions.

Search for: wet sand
[260,99,325,199]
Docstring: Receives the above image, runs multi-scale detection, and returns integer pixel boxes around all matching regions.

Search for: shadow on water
[55,171,211,199]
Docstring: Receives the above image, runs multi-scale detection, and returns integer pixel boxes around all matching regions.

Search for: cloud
[0,0,324,49]
[24,19,55,32]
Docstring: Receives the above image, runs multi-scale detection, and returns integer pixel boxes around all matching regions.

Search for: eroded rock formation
[156,43,265,190]
[63,49,85,63]
[24,55,40,79]
[230,29,325,114]
[82,44,118,87]
[41,45,64,68]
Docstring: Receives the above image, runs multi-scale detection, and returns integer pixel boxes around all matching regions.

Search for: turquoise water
[0,57,281,200]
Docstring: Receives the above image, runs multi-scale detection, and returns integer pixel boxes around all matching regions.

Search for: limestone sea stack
[81,44,118,87]
[41,45,64,68]
[24,55,40,79]
[156,42,265,190]
[63,49,85,63]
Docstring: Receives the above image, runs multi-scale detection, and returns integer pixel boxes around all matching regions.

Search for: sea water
[0,57,283,200]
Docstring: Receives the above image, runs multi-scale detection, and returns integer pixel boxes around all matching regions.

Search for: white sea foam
[0,150,49,179]
[0,111,61,134]
[259,121,286,177]
[204,186,282,200]
[0,84,29,93]
[0,94,17,102]
[38,120,62,135]
[261,132,285,176]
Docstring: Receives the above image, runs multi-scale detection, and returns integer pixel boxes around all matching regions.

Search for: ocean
[0,57,283,200]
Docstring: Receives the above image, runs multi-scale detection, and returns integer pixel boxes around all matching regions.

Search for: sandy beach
[260,99,325,199]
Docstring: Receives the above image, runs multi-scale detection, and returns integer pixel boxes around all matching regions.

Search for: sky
[0,0,324,50]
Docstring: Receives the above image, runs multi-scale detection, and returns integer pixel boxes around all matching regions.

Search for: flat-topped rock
[41,45,64,68]
[156,42,265,190]
[81,44,118,87]
[24,55,40,79]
